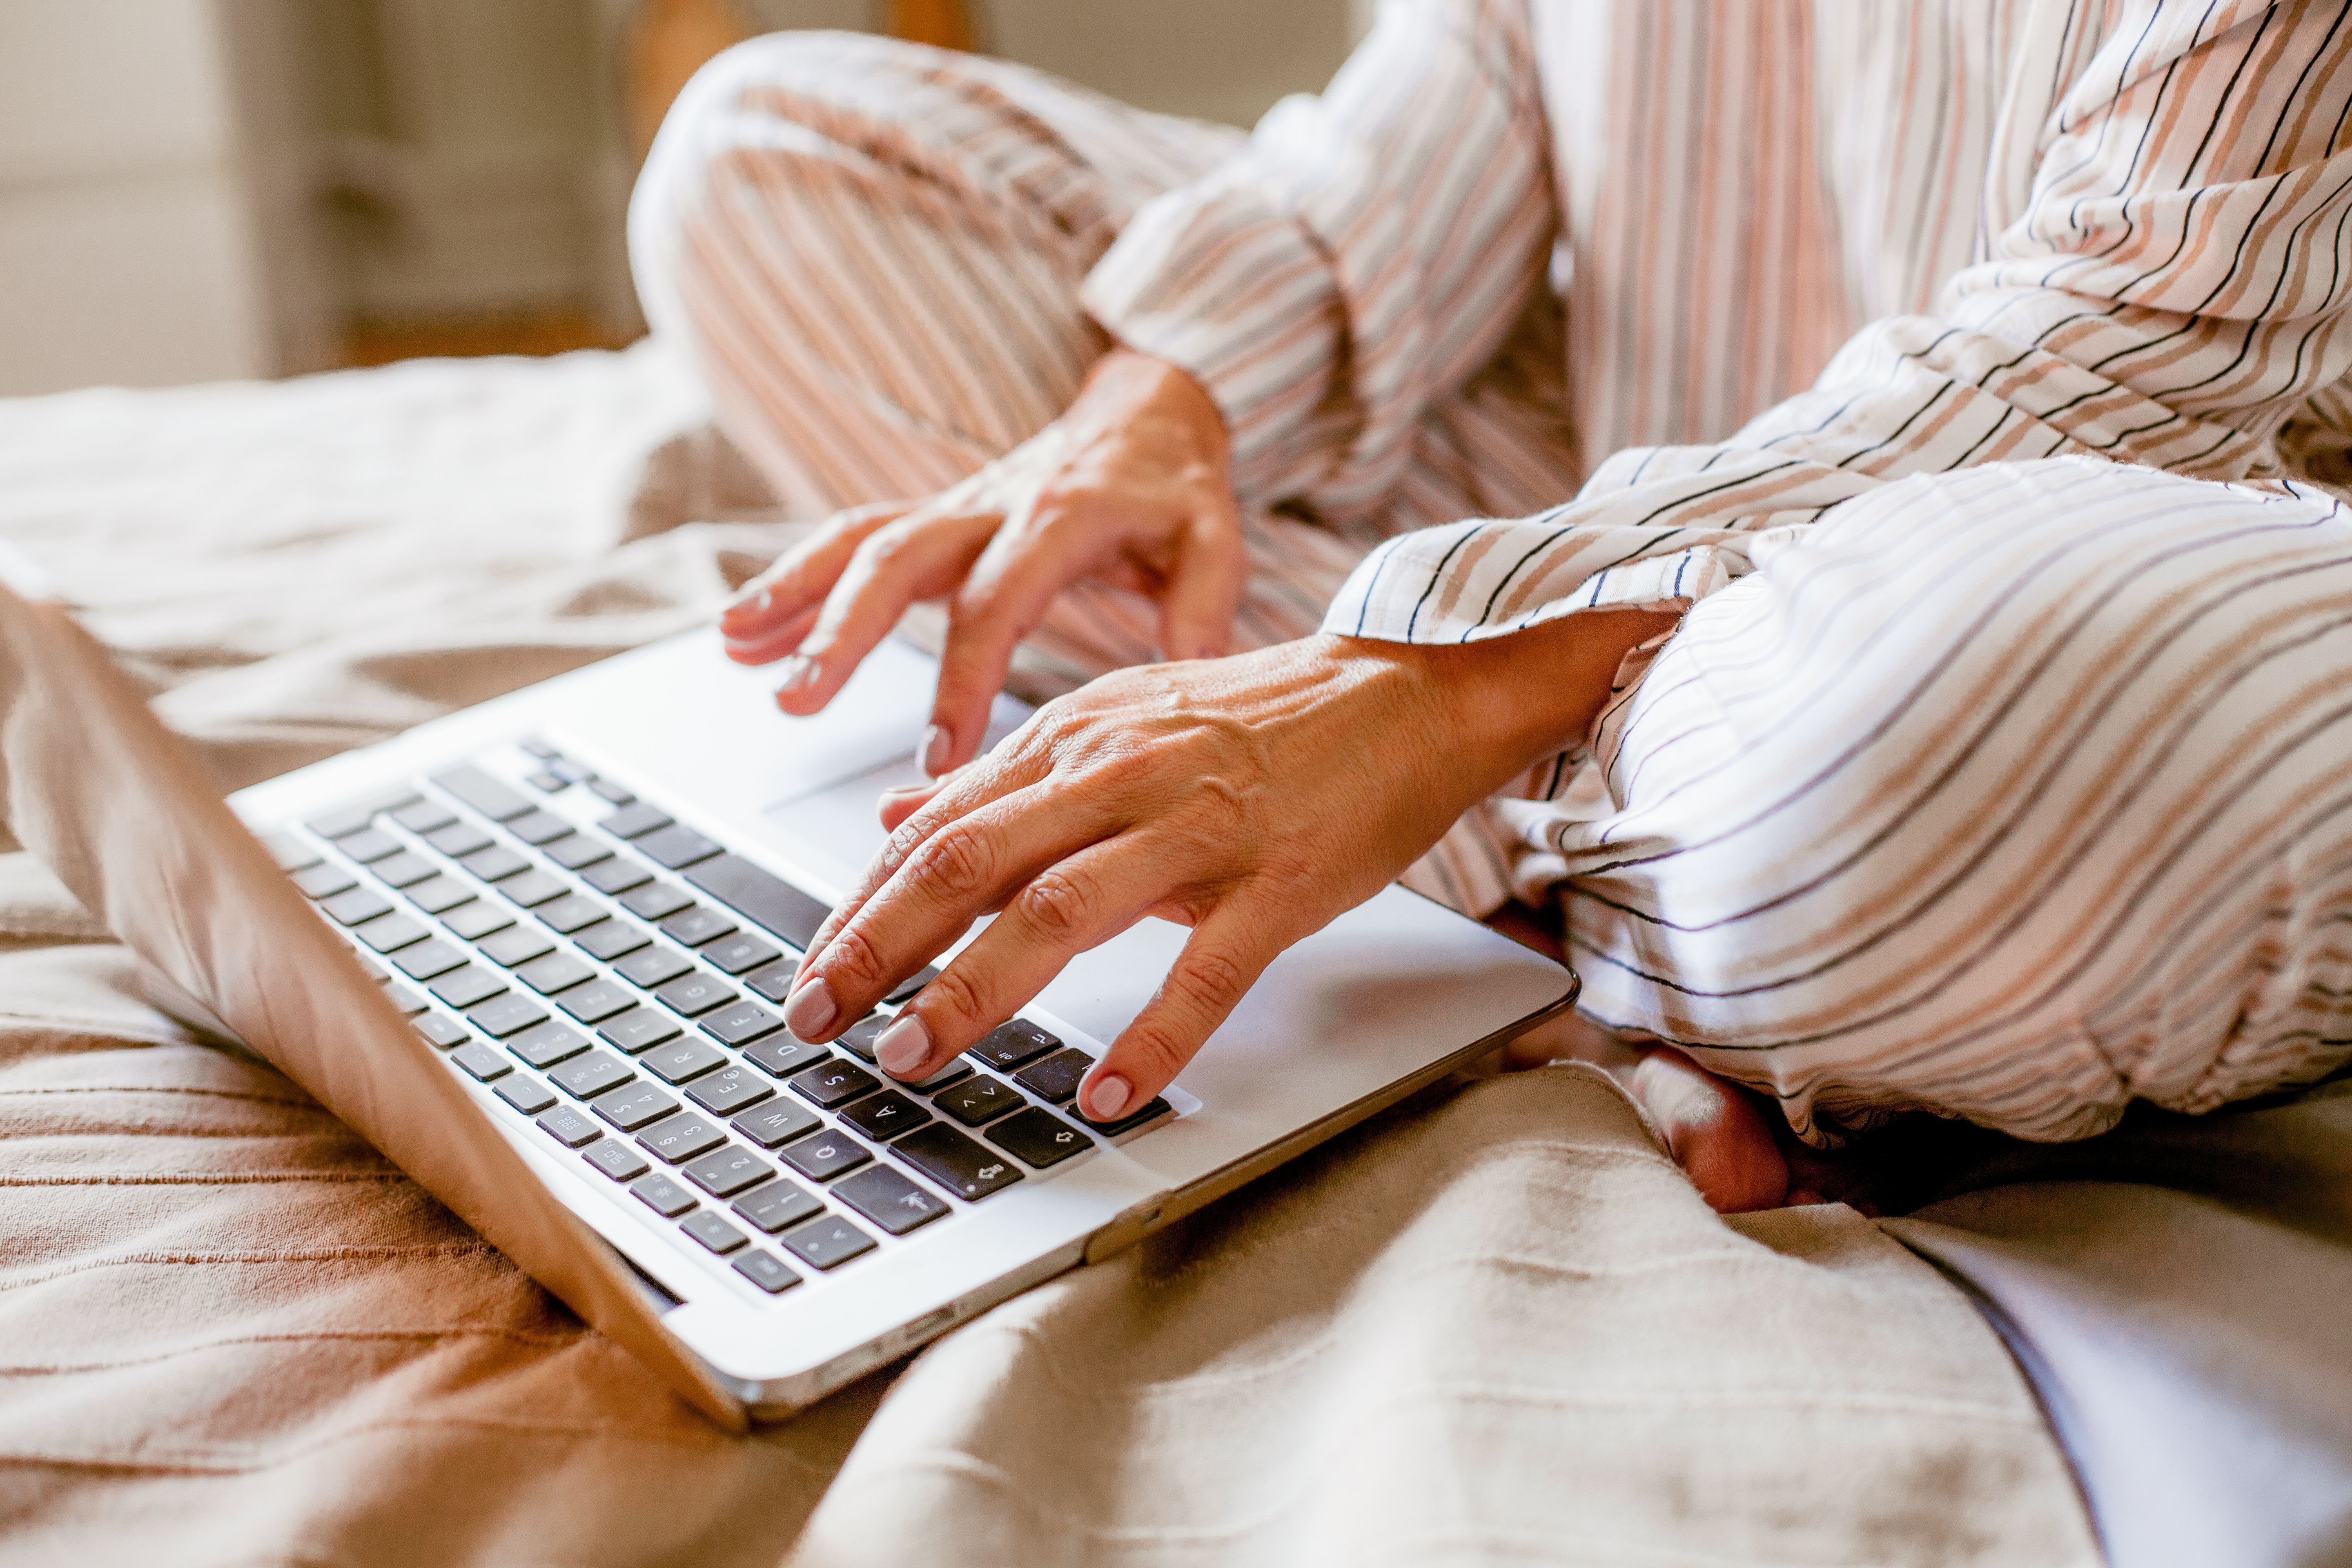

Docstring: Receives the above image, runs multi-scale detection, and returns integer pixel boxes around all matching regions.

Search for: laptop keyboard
[259,739,1169,1303]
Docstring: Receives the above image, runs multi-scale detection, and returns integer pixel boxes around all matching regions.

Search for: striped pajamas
[633,2,2352,1142]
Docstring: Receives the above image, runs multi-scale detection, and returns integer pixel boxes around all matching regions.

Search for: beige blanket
[0,345,2097,1566]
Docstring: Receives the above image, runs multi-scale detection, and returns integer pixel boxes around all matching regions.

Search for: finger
[779,508,999,715]
[1080,902,1284,1122]
[1156,506,1245,662]
[720,501,909,653]
[721,601,822,669]
[875,778,948,832]
[920,514,1100,776]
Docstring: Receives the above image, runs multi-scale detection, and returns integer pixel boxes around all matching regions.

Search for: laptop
[0,555,1576,1427]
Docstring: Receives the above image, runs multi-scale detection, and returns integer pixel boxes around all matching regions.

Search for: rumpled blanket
[0,344,2096,1566]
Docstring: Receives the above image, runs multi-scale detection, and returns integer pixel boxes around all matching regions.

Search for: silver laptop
[0,560,1575,1425]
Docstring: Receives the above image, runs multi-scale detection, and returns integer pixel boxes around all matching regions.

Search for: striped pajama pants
[631,33,2352,1143]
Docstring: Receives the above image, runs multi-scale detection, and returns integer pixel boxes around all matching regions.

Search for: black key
[535,893,607,935]
[779,1214,875,1271]
[506,1020,589,1070]
[380,983,428,1017]
[700,998,782,1046]
[682,853,831,951]
[262,831,322,872]
[733,1098,821,1149]
[428,966,508,1011]
[890,1122,1025,1201]
[309,794,412,838]
[835,1013,889,1064]
[477,926,554,967]
[392,939,467,980]
[986,1106,1094,1169]
[589,779,636,806]
[322,888,393,927]
[619,881,695,922]
[637,824,722,870]
[466,994,548,1038]
[968,1018,1062,1072]
[526,769,568,794]
[832,1165,950,1236]
[450,1042,510,1082]
[934,1074,1022,1127]
[840,1089,931,1141]
[431,764,531,822]
[517,952,594,995]
[425,822,494,859]
[732,1179,823,1235]
[743,956,802,1002]
[537,1105,602,1148]
[687,1065,773,1116]
[506,809,572,846]
[906,1058,973,1095]
[368,851,437,889]
[582,855,653,895]
[548,1049,635,1100]
[682,1145,773,1198]
[583,1140,649,1182]
[1076,1096,1175,1138]
[293,863,357,900]
[391,799,458,835]
[355,913,428,952]
[573,918,650,962]
[355,956,388,983]
[403,875,474,915]
[458,844,529,882]
[598,1008,682,1054]
[557,980,637,1025]
[681,1210,748,1255]
[1013,1047,1094,1105]
[494,1075,557,1115]
[338,828,401,864]
[414,1011,468,1049]
[614,944,694,989]
[790,1058,880,1109]
[641,1036,728,1085]
[656,973,735,1018]
[500,870,569,908]
[552,760,591,783]
[599,802,673,840]
[701,933,782,976]
[659,906,737,948]
[733,1250,801,1294]
[638,1111,727,1165]
[632,1172,697,1217]
[884,965,942,1005]
[592,1082,680,1132]
[742,1033,829,1080]
[520,739,561,759]
[780,1128,871,1182]
[443,901,514,941]
[543,834,611,871]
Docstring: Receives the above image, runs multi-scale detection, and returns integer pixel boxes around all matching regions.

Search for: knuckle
[1175,943,1252,1008]
[1119,1021,1191,1083]
[911,822,999,900]
[916,963,991,1031]
[1016,867,1099,945]
[820,921,886,996]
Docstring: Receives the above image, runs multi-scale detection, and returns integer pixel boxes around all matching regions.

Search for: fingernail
[784,977,837,1037]
[919,724,953,778]
[874,1013,930,1076]
[723,585,771,621]
[777,655,817,695]
[1084,1073,1131,1122]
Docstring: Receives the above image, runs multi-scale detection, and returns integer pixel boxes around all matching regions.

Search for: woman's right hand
[718,348,1246,779]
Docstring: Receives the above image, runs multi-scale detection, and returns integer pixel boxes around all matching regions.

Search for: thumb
[1156,506,1245,662]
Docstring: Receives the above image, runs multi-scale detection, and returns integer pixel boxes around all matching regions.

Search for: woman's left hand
[778,611,1677,1124]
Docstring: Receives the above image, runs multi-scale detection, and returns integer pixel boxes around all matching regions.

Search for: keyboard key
[599,802,672,840]
[338,828,401,864]
[1076,1096,1175,1138]
[450,1042,510,1082]
[598,1007,682,1054]
[537,1105,602,1148]
[582,855,653,895]
[528,768,569,793]
[466,994,548,1038]
[639,1111,728,1165]
[535,893,607,935]
[414,1011,468,1049]
[305,800,388,840]
[700,998,782,1046]
[885,965,943,1005]
[428,966,508,1011]
[500,870,569,908]
[262,832,322,872]
[682,853,833,951]
[368,851,437,889]
[550,759,592,784]
[637,824,722,870]
[642,1036,728,1085]
[572,918,650,962]
[681,1210,748,1254]
[686,1065,773,1116]
[732,1098,822,1149]
[682,1145,773,1198]
[356,956,388,983]
[583,1140,649,1182]
[906,1057,973,1095]
[656,973,735,1018]
[890,1122,1025,1201]
[392,939,467,980]
[742,1032,829,1080]
[403,875,475,915]
[543,834,611,871]
[631,1172,697,1217]
[780,1129,871,1182]
[790,1058,880,1109]
[292,863,357,900]
[494,1075,557,1115]
[516,953,593,995]
[835,1013,889,1064]
[832,1165,950,1236]
[381,983,429,1016]
[431,764,532,822]
[589,779,636,807]
[840,1086,933,1141]
[506,1020,589,1070]
[701,933,782,976]
[520,739,561,759]
[613,945,694,989]
[442,901,514,941]
[659,906,737,948]
[619,881,695,922]
[459,845,529,882]
[425,822,494,859]
[986,1106,1094,1169]
[477,926,555,968]
[743,956,802,1002]
[390,800,458,835]
[322,888,393,927]
[548,1049,634,1100]
[732,1179,824,1234]
[969,1018,1062,1072]
[355,913,428,953]
[935,1074,1022,1127]
[506,809,572,846]
[779,1214,875,1271]
[591,1082,680,1132]
[1013,1048,1094,1105]
[556,980,637,1025]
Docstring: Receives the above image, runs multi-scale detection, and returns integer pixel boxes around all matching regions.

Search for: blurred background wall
[0,0,1369,398]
